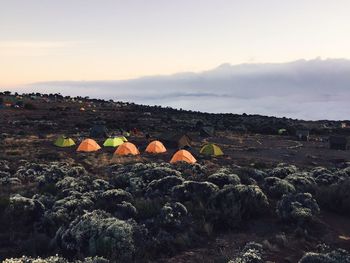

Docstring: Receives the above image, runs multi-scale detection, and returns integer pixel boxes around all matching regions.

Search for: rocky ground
[0,93,349,262]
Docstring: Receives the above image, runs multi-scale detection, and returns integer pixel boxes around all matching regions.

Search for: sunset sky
[1,0,350,87]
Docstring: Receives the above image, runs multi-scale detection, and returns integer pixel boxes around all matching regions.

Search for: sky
[1,0,350,86]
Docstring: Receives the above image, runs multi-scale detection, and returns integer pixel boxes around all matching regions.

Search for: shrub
[99,189,132,205]
[299,248,350,263]
[208,185,269,228]
[268,164,298,179]
[172,181,219,204]
[2,256,109,263]
[114,201,138,220]
[285,173,317,194]
[0,160,10,172]
[140,166,182,183]
[55,176,90,194]
[276,193,320,225]
[43,191,95,228]
[146,176,184,198]
[158,202,188,229]
[311,167,332,178]
[234,185,269,218]
[92,179,111,192]
[33,193,55,210]
[172,162,207,178]
[316,179,350,215]
[311,166,341,186]
[236,167,267,183]
[7,194,45,226]
[264,177,296,198]
[228,242,264,263]
[94,189,136,218]
[335,167,350,178]
[56,210,136,262]
[207,169,241,188]
[315,173,341,186]
[108,163,182,196]
[0,171,21,186]
[15,162,87,186]
[133,198,165,220]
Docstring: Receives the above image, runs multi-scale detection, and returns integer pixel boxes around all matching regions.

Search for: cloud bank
[14,58,350,120]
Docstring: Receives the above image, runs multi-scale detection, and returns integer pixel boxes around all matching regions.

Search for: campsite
[0,92,350,262]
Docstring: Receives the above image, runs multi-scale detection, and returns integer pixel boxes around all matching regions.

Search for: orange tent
[170,150,197,164]
[114,142,140,156]
[145,140,167,154]
[77,139,101,152]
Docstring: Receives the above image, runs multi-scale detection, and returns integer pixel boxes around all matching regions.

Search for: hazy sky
[1,0,350,86]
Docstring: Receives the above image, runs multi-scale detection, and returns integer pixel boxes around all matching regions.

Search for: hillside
[0,92,349,262]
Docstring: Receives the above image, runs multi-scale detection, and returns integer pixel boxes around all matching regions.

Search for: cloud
[0,41,83,57]
[14,58,350,121]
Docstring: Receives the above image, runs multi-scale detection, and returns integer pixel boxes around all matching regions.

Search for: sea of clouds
[13,58,350,121]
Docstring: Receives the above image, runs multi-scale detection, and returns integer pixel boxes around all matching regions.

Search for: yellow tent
[200,143,224,156]
[54,136,75,147]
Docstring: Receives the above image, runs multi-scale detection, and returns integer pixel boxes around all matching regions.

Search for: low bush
[285,173,317,194]
[208,184,269,228]
[316,179,350,215]
[264,177,296,198]
[235,167,267,182]
[158,202,188,229]
[228,242,264,263]
[3,256,109,263]
[56,210,136,262]
[268,164,298,179]
[145,176,184,198]
[207,168,241,188]
[7,194,45,227]
[172,181,219,204]
[276,193,320,225]
[299,248,350,263]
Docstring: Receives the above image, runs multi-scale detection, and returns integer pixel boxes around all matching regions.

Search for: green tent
[118,136,128,142]
[103,137,125,147]
[278,128,287,135]
[200,143,224,156]
[54,136,75,147]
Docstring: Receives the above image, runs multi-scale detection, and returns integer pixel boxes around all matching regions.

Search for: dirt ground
[1,98,349,169]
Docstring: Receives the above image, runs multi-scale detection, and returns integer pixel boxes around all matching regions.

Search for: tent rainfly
[103,137,124,147]
[114,142,140,156]
[200,143,224,156]
[170,150,196,164]
[145,140,167,154]
[54,136,75,147]
[77,139,101,152]
[162,133,192,149]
